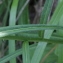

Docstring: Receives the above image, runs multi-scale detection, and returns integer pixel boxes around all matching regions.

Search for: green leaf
[31,42,47,63]
[55,14,63,63]
[2,0,12,26]
[0,44,36,63]
[31,0,54,63]
[22,42,30,63]
[0,24,63,37]
[8,0,19,63]
[17,0,30,63]
[0,49,22,63]
[44,1,63,39]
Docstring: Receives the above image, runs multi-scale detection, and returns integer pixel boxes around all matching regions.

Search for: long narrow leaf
[8,0,18,63]
[44,1,63,39]
[18,0,30,63]
[31,0,54,63]
[55,15,63,63]
[0,25,63,37]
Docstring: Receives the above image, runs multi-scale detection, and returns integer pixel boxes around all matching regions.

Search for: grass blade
[31,42,47,63]
[22,42,30,63]
[55,14,63,63]
[44,1,63,39]
[31,0,54,63]
[17,0,30,63]
[0,44,37,63]
[0,25,63,37]
[0,49,22,63]
[8,0,18,63]
[2,0,12,26]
